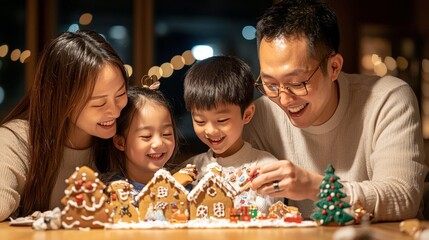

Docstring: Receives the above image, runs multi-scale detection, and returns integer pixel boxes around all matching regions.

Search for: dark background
[1,0,429,163]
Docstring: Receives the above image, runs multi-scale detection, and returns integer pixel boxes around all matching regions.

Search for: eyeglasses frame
[254,63,322,97]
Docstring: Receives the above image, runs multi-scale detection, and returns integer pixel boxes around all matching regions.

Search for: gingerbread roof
[205,162,222,175]
[64,166,103,193]
[62,166,108,211]
[135,168,189,201]
[187,171,238,202]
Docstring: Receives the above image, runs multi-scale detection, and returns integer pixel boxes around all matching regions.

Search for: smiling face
[258,36,342,128]
[69,64,128,148]
[117,100,175,184]
[191,103,254,158]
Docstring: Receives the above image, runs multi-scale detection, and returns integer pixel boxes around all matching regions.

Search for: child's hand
[237,169,260,193]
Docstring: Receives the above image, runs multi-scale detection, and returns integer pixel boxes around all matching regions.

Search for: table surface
[1,221,424,240]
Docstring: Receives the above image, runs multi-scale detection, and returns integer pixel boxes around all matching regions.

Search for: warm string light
[79,13,93,25]
[0,44,32,63]
[76,12,196,81]
[1,12,95,65]
[360,53,412,77]
[145,50,195,80]
[0,10,197,89]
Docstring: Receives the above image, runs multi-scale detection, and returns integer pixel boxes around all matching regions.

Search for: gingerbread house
[135,169,189,221]
[187,169,238,220]
[107,180,140,223]
[268,200,302,222]
[61,166,114,229]
[172,164,198,186]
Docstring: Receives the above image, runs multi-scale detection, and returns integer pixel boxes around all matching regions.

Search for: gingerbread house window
[157,186,168,198]
[207,186,217,197]
[196,205,208,218]
[213,202,225,218]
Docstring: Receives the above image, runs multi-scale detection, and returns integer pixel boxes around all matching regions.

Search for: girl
[104,77,179,195]
[0,30,128,221]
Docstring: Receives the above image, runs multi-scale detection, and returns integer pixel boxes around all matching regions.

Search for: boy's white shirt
[182,141,280,214]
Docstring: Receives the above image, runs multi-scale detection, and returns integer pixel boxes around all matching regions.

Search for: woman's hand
[248,160,323,201]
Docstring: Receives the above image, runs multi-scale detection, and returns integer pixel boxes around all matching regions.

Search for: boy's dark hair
[183,56,254,114]
[256,0,339,67]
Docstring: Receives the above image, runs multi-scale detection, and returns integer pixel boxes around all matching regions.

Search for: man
[244,0,428,221]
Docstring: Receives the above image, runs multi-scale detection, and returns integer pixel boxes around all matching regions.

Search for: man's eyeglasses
[254,64,321,97]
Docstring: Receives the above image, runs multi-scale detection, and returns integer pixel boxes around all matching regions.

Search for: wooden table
[0,221,421,240]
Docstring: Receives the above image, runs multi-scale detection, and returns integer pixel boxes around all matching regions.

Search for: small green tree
[311,164,354,225]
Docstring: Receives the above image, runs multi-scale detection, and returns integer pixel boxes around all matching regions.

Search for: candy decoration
[85,181,93,190]
[75,193,83,204]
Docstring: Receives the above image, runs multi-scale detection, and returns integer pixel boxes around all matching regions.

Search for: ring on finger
[273,181,280,192]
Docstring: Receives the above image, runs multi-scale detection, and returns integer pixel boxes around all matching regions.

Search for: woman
[0,30,128,221]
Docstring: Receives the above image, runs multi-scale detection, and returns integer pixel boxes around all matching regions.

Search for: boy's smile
[191,103,253,158]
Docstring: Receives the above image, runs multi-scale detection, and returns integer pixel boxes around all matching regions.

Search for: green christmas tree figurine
[311,164,354,225]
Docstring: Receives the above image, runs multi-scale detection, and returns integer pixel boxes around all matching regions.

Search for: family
[0,0,427,223]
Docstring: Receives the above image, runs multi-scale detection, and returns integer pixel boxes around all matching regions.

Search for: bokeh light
[67,24,80,32]
[20,50,31,63]
[242,25,256,40]
[124,64,133,77]
[148,66,162,79]
[171,55,185,70]
[10,49,21,61]
[0,45,8,57]
[361,54,373,70]
[79,13,93,25]
[374,62,387,76]
[182,50,196,65]
[384,56,397,71]
[160,62,174,78]
[371,54,382,65]
[191,45,212,61]
[109,25,127,40]
[396,56,408,70]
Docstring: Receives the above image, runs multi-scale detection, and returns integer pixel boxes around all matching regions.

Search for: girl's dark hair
[1,30,128,217]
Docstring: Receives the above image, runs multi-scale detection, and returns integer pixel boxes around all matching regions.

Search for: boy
[180,56,279,214]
